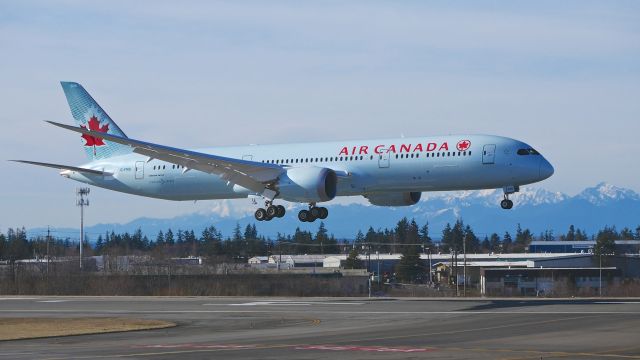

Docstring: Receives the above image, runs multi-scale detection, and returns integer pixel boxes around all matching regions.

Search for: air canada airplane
[13,82,554,222]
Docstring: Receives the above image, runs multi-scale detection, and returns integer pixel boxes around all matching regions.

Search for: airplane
[12,82,554,222]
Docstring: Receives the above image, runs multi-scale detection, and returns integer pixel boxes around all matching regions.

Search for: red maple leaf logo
[80,115,109,155]
[456,140,471,151]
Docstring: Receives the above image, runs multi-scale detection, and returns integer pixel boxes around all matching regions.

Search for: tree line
[1,221,639,262]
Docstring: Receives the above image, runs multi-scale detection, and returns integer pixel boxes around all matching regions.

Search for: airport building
[528,240,640,254]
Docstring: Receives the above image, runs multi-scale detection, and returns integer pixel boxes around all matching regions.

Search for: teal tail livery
[60,82,131,160]
[11,81,554,223]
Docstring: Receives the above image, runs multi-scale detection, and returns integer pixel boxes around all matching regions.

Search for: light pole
[76,187,90,270]
[599,252,602,297]
[376,250,380,286]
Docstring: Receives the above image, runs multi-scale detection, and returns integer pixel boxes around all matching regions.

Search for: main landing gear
[298,204,328,222]
[254,201,286,221]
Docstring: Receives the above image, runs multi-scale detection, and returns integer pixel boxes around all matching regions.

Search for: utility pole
[46,226,50,277]
[428,248,432,284]
[76,188,90,271]
[463,236,467,297]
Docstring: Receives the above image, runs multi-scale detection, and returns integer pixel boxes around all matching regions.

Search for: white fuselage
[62,134,553,202]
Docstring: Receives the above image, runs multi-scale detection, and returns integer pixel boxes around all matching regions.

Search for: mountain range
[31,183,640,241]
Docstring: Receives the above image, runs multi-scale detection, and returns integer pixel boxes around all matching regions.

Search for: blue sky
[1,1,639,229]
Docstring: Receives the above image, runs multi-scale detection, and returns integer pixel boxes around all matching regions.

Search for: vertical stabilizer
[60,82,132,160]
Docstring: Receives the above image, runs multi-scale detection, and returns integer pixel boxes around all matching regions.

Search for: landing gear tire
[276,205,286,218]
[298,209,312,222]
[255,208,268,221]
[310,207,322,218]
[500,199,513,210]
[318,207,328,219]
[266,205,278,218]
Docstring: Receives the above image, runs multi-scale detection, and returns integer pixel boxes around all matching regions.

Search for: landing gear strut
[254,200,286,221]
[298,204,328,222]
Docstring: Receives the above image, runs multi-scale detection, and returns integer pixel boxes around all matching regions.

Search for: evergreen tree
[201,226,222,257]
[344,247,363,269]
[232,223,243,241]
[463,225,480,253]
[514,224,533,252]
[95,235,105,254]
[176,230,184,245]
[566,225,576,241]
[396,243,424,283]
[489,233,501,252]
[502,231,513,253]
[575,228,589,241]
[419,223,433,247]
[594,226,617,256]
[0,233,6,260]
[165,229,175,245]
[156,231,165,246]
[481,236,491,252]
[315,222,329,254]
[620,227,634,240]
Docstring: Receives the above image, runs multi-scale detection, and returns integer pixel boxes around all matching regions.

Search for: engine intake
[278,167,337,203]
[365,191,421,206]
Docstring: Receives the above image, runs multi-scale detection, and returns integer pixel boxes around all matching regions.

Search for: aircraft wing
[9,160,110,176]
[46,121,284,194]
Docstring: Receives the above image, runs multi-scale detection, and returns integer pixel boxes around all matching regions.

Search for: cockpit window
[517,148,540,155]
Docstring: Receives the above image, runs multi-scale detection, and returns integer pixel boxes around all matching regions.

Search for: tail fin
[60,82,132,160]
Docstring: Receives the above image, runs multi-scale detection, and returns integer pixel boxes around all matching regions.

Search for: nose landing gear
[298,204,329,222]
[254,201,286,221]
[500,196,514,210]
[500,185,518,210]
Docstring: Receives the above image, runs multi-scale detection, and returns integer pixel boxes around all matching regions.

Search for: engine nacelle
[365,191,422,206]
[277,167,337,203]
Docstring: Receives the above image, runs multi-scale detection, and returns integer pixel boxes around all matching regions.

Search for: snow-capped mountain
[29,183,640,240]
[576,182,640,205]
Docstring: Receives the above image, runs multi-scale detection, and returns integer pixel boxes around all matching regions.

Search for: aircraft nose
[539,158,554,180]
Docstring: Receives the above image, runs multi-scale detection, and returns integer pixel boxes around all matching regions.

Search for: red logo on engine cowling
[456,140,471,151]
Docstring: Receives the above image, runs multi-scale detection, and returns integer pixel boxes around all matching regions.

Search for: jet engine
[277,167,337,203]
[365,191,421,206]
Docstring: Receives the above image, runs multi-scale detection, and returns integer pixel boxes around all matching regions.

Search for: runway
[1,296,639,359]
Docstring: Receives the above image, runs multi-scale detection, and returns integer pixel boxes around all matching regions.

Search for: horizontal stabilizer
[46,120,284,194]
[10,160,109,176]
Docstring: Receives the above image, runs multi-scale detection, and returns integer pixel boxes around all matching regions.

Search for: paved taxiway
[1,296,639,359]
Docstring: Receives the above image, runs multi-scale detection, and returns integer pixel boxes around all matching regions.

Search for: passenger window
[463,151,466,156]
[447,152,450,156]
[395,154,399,159]
[469,151,472,156]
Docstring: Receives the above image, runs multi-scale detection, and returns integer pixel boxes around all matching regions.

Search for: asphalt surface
[1,296,639,359]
